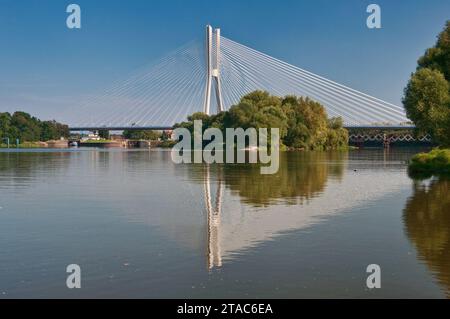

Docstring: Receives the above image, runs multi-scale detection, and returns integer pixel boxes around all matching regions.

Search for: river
[0,147,448,298]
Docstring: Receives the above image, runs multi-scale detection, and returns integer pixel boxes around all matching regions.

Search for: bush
[409,148,450,176]
[403,21,450,146]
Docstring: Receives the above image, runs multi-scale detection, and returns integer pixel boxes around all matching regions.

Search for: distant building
[81,132,101,142]
[163,130,173,140]
[110,134,125,141]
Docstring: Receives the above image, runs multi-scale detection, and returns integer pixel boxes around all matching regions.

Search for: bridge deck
[69,126,174,131]
[69,125,416,132]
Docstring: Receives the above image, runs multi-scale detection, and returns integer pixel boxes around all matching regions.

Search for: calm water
[0,148,449,298]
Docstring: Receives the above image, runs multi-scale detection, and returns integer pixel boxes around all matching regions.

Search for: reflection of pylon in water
[204,165,223,269]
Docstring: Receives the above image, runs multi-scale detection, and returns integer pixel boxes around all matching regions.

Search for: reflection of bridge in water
[199,152,417,269]
[2,150,449,296]
[204,165,223,269]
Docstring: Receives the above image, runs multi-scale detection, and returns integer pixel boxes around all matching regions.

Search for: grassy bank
[408,148,450,176]
[0,142,44,148]
[80,139,115,143]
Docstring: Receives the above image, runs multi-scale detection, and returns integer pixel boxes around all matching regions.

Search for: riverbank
[1,140,70,149]
[408,148,450,176]
[0,139,174,149]
[78,140,123,148]
[1,142,47,149]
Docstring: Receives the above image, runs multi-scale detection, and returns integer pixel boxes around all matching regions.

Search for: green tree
[224,91,288,138]
[1,111,69,142]
[40,120,69,141]
[98,129,110,140]
[418,21,450,81]
[123,130,162,140]
[403,68,450,145]
[0,112,12,139]
[282,96,330,149]
[326,117,348,149]
[403,21,450,146]
[174,90,348,150]
[10,111,42,141]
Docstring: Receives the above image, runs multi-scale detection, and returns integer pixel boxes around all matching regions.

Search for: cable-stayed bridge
[69,25,411,131]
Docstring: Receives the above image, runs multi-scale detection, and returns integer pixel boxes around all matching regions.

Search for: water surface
[0,148,449,298]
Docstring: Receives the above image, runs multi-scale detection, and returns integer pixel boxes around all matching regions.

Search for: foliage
[41,120,70,141]
[281,95,347,150]
[403,21,450,146]
[408,148,450,177]
[174,91,348,150]
[123,130,162,140]
[403,68,450,145]
[224,91,288,138]
[417,21,450,81]
[0,111,69,142]
[98,130,110,140]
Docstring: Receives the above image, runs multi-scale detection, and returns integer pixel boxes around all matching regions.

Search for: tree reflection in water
[186,151,346,207]
[403,178,450,297]
[194,151,347,269]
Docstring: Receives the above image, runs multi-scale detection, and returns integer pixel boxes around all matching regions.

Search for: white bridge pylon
[203,25,224,115]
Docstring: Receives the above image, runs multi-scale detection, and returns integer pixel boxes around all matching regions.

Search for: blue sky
[0,0,449,120]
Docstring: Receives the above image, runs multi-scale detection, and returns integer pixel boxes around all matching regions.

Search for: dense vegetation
[123,130,162,140]
[409,149,450,177]
[403,21,450,176]
[0,111,69,142]
[175,90,348,150]
[98,129,110,140]
[403,21,450,146]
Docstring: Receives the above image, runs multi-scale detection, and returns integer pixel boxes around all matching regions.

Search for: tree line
[0,111,69,142]
[175,90,348,150]
[122,129,163,140]
[403,21,450,146]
